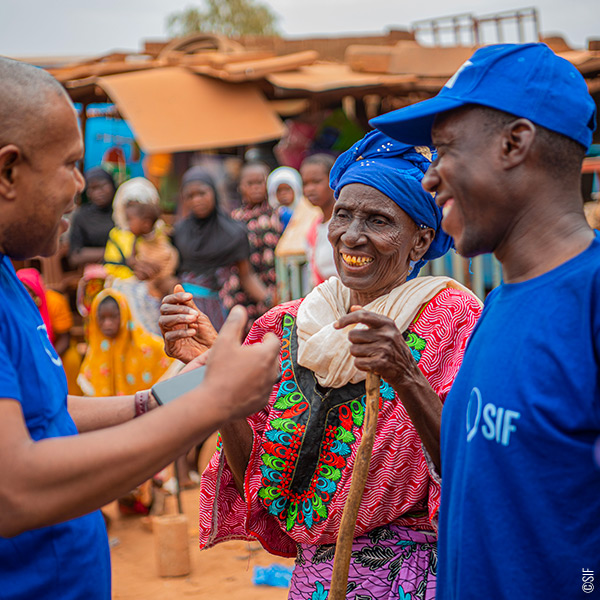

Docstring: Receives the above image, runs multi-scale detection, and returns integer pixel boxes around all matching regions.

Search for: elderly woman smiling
[159,131,482,600]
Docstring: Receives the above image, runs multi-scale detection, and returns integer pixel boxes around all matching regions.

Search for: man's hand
[159,284,218,364]
[202,305,280,421]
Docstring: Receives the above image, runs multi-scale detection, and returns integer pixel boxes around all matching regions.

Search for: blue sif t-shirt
[439,234,600,600]
[0,255,110,599]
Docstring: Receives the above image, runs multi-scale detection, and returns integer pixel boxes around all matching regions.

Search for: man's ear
[410,227,435,263]
[0,144,22,201]
[500,118,536,169]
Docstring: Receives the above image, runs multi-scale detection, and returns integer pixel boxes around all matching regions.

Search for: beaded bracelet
[134,389,150,418]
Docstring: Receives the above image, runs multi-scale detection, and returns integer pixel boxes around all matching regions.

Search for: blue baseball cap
[371,43,597,150]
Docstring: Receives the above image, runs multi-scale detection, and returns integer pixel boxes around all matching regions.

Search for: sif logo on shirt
[38,324,62,368]
[466,387,520,446]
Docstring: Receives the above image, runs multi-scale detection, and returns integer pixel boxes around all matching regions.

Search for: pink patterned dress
[199,288,481,599]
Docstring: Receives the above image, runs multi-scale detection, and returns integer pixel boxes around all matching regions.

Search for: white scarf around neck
[296,275,478,388]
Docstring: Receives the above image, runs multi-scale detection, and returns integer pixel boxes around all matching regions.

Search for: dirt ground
[106,482,295,600]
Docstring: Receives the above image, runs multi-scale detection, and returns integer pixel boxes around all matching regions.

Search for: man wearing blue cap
[363,43,599,598]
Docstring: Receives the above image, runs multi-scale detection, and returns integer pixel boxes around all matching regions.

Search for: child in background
[125,200,178,299]
[267,166,303,231]
[77,289,174,397]
[104,177,174,288]
[300,153,338,286]
[78,289,178,514]
[104,178,168,337]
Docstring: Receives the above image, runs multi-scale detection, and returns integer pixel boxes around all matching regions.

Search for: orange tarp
[96,67,285,153]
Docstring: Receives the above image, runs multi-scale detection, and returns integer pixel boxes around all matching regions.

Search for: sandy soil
[106,485,295,600]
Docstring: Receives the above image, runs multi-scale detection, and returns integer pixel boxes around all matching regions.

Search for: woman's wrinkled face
[275,183,295,207]
[328,183,432,305]
[97,299,120,339]
[182,181,216,219]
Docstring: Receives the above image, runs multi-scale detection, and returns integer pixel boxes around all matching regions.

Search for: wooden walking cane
[329,371,381,600]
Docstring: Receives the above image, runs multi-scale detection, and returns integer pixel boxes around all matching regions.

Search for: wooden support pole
[329,372,380,600]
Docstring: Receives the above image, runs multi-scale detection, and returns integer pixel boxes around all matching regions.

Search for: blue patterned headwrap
[329,130,453,279]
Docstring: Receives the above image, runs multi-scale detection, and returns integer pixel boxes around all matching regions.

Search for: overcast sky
[1,0,598,58]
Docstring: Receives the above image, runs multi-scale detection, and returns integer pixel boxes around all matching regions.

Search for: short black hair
[301,153,336,174]
[470,105,586,178]
[240,161,269,178]
[0,57,68,151]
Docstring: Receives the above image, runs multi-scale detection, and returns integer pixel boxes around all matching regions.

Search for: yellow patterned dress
[77,288,173,396]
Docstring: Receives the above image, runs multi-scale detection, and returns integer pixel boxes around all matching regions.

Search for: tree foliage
[166,0,280,38]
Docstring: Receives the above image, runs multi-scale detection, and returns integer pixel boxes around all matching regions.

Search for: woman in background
[220,162,281,330]
[69,167,116,269]
[103,177,166,282]
[173,166,272,330]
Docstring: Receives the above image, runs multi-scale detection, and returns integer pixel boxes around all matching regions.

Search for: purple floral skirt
[289,524,437,600]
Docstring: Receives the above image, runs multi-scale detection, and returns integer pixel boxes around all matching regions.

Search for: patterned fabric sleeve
[410,287,482,526]
[198,301,301,557]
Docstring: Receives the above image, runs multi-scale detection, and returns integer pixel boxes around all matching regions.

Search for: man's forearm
[0,389,225,537]
[68,394,151,432]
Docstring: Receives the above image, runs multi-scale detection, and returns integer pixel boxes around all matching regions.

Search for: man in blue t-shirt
[0,59,280,599]
[342,44,599,598]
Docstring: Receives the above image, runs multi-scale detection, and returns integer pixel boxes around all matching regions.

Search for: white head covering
[112,177,161,230]
[267,166,303,210]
